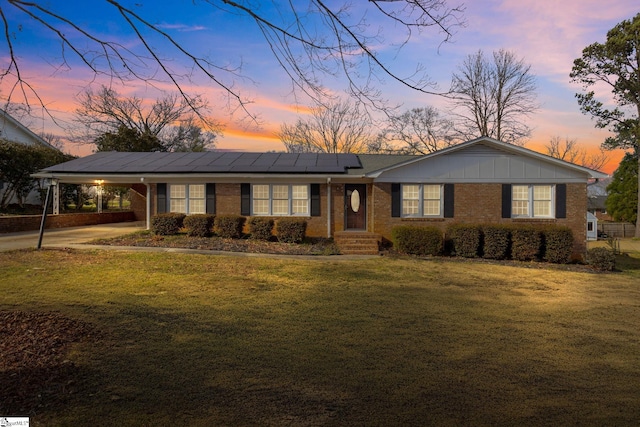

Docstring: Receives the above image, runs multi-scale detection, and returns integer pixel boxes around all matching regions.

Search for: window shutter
[501,184,511,218]
[391,183,401,217]
[443,184,454,218]
[310,184,321,216]
[556,184,567,218]
[157,183,167,214]
[206,183,216,214]
[241,183,251,216]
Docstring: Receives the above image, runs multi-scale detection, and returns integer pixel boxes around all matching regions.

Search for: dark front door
[345,184,366,230]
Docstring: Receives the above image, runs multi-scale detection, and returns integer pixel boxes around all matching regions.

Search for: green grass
[1,249,640,425]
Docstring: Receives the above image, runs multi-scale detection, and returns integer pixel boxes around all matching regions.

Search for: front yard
[1,249,639,425]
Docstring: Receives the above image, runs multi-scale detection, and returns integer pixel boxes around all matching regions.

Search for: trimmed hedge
[184,214,215,237]
[447,224,482,258]
[275,218,307,243]
[482,225,511,260]
[510,226,542,261]
[542,226,574,264]
[392,225,442,256]
[587,247,616,271]
[151,213,186,235]
[214,214,246,239]
[248,217,274,241]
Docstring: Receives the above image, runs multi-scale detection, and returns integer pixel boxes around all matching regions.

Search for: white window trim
[169,184,206,215]
[251,184,310,216]
[512,184,555,219]
[401,184,443,218]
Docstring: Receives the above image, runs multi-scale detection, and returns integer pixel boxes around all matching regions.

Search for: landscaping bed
[91,230,341,255]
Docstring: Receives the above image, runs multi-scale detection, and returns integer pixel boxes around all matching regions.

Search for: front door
[345,184,366,230]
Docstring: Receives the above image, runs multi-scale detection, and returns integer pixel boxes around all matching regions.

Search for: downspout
[327,177,332,238]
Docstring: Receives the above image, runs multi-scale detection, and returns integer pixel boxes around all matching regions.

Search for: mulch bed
[91,232,341,255]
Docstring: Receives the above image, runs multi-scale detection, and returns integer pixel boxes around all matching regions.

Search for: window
[512,185,553,218]
[401,184,442,217]
[169,184,205,214]
[252,184,309,216]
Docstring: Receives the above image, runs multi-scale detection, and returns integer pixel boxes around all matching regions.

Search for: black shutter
[206,183,216,214]
[443,184,455,218]
[391,183,401,217]
[501,184,511,218]
[556,184,567,218]
[310,184,321,216]
[241,183,251,216]
[157,183,167,214]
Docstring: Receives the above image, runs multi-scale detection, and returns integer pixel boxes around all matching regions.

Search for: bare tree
[74,86,220,151]
[378,106,458,154]
[545,136,608,171]
[0,1,465,122]
[279,100,375,154]
[449,49,537,145]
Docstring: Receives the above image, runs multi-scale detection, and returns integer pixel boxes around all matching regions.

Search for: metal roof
[42,151,363,174]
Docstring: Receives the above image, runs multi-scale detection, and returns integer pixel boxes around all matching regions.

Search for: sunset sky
[1,1,638,174]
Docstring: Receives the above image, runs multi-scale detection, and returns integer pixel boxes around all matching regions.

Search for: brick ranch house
[34,137,607,257]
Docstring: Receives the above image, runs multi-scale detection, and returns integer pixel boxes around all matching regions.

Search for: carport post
[37,179,56,250]
[145,181,151,230]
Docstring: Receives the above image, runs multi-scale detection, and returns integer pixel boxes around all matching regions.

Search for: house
[587,177,613,221]
[1,109,58,206]
[33,137,607,258]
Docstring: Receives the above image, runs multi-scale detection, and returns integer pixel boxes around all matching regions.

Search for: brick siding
[371,182,588,259]
[0,211,136,233]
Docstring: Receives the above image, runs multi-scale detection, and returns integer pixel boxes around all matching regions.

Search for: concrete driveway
[0,221,146,252]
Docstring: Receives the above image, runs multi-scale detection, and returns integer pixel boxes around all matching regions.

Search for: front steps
[334,231,382,255]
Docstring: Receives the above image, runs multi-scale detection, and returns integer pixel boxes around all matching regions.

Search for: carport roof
[40,151,364,174]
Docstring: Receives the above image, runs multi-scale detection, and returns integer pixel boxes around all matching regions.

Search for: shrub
[214,214,246,239]
[510,226,543,261]
[392,225,442,256]
[542,226,574,264]
[248,217,274,240]
[183,214,215,237]
[151,213,185,236]
[482,225,511,260]
[447,224,481,258]
[275,218,307,243]
[587,247,616,271]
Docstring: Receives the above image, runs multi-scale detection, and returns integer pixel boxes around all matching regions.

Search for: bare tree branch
[1,0,465,122]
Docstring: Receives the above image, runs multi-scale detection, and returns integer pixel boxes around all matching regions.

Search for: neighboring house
[587,177,613,221]
[0,109,58,205]
[34,137,607,258]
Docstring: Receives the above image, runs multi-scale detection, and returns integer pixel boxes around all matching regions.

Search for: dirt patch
[0,311,98,415]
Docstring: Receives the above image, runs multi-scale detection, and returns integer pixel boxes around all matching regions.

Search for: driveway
[0,221,146,251]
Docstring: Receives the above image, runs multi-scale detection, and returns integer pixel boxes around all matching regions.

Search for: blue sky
[1,0,638,172]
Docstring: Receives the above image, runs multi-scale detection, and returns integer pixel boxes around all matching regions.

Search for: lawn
[1,249,640,426]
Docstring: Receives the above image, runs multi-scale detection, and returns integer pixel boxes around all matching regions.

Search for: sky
[1,0,638,174]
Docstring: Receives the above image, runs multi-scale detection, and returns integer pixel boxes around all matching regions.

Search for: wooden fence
[597,222,636,238]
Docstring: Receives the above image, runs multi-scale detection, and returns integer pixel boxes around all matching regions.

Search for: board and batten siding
[372,144,590,183]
